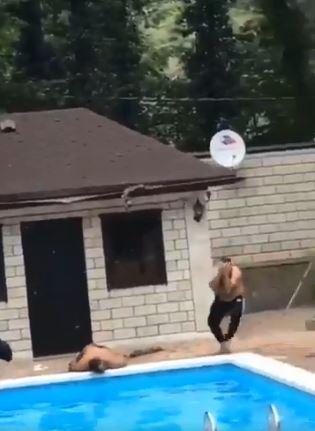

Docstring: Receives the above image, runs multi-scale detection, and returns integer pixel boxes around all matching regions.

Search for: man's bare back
[68,343,164,373]
[68,343,128,372]
[208,257,245,353]
[210,261,245,301]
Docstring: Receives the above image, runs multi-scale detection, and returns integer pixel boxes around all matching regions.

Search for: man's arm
[230,266,242,285]
[209,274,219,291]
[209,263,243,296]
[68,345,89,371]
[220,267,233,293]
[209,267,225,292]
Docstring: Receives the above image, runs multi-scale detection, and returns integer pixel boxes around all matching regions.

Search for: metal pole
[286,262,312,310]
[204,412,217,431]
[268,404,281,431]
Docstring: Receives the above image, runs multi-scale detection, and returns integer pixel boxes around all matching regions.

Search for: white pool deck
[0,352,315,396]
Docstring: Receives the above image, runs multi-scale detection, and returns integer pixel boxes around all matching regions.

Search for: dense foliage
[1,0,315,150]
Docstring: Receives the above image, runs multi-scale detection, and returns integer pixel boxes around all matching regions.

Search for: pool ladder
[204,404,281,431]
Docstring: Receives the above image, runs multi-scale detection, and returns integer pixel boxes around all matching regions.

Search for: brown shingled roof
[0,108,236,204]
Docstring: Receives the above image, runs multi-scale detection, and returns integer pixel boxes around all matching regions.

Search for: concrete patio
[0,307,315,380]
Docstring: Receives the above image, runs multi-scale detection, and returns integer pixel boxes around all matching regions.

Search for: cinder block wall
[1,225,32,357]
[207,148,315,264]
[0,200,196,357]
[84,201,196,345]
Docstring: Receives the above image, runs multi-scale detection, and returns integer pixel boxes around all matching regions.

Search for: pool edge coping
[0,352,314,395]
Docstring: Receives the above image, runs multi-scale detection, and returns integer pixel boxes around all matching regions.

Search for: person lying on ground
[68,343,163,373]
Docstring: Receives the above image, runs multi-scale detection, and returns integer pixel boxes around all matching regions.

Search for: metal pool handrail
[268,404,281,431]
[204,404,281,431]
[204,411,217,431]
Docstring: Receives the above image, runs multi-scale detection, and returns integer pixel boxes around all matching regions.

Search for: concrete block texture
[207,149,315,264]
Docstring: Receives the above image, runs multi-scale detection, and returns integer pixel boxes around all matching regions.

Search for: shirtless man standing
[208,257,245,354]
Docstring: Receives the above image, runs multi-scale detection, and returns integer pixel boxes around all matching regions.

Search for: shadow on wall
[242,260,315,313]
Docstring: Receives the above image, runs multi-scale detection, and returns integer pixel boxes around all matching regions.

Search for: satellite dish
[210,129,246,168]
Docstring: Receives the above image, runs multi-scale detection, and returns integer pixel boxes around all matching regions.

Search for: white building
[0,108,237,358]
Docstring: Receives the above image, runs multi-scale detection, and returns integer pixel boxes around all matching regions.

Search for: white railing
[204,404,281,431]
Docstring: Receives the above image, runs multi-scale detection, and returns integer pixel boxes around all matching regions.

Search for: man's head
[215,256,231,268]
[217,257,232,277]
[0,340,12,362]
[220,256,231,264]
[88,358,107,374]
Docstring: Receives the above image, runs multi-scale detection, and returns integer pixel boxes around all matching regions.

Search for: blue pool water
[0,364,314,431]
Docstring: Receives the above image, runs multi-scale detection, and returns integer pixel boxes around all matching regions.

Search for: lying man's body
[68,343,128,373]
[69,343,163,373]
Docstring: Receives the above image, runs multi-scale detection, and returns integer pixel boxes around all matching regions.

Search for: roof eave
[0,175,243,210]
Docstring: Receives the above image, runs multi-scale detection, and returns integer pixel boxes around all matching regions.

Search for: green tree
[11,0,51,79]
[4,0,67,111]
[0,1,18,112]
[260,0,315,141]
[54,0,145,129]
[96,0,144,129]
[180,0,241,151]
[231,2,294,146]
[2,0,146,128]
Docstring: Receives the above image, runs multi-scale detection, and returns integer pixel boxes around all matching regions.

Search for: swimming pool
[0,353,314,431]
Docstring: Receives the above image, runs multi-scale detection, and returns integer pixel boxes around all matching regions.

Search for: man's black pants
[207,296,244,343]
[0,338,12,362]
